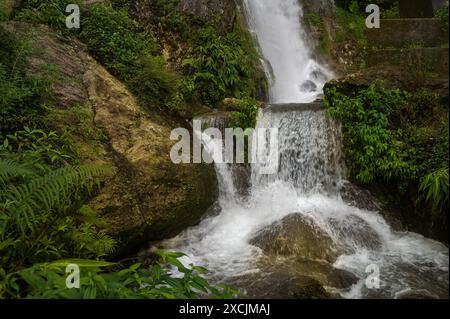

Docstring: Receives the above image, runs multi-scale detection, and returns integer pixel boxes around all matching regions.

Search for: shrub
[325,81,412,185]
[325,81,449,221]
[3,252,237,299]
[435,4,449,30]
[419,168,449,218]
[230,98,259,130]
[15,0,78,33]
[335,1,368,49]
[80,4,176,109]
[0,26,51,136]
[182,21,259,106]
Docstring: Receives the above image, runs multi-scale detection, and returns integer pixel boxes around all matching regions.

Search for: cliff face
[5,22,218,253]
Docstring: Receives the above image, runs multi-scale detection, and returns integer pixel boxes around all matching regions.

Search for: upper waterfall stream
[161,0,449,298]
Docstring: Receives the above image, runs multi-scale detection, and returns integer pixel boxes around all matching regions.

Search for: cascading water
[161,0,449,298]
[243,0,332,103]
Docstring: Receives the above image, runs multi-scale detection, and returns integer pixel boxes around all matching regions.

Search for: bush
[325,81,412,185]
[3,252,237,299]
[335,1,368,49]
[435,4,449,30]
[15,0,78,33]
[182,21,259,106]
[0,26,51,136]
[419,168,449,217]
[325,81,449,220]
[80,4,176,109]
[230,98,259,130]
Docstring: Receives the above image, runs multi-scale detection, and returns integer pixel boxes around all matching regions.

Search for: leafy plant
[4,251,237,299]
[335,1,367,50]
[80,4,176,109]
[15,0,79,34]
[0,128,78,170]
[0,26,51,135]
[325,81,412,185]
[419,168,449,217]
[230,98,259,129]
[0,159,115,275]
[325,81,449,224]
[435,4,449,30]
[182,21,259,106]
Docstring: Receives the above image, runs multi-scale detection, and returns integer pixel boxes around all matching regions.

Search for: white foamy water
[243,0,332,103]
[161,0,449,298]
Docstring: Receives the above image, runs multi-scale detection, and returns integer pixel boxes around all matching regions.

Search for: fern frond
[0,159,36,186]
[3,164,114,234]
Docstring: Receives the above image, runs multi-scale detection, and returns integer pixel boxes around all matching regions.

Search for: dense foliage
[325,81,449,221]
[11,0,264,127]
[139,0,264,109]
[79,4,177,109]
[0,17,235,299]
[230,98,259,130]
[0,26,50,135]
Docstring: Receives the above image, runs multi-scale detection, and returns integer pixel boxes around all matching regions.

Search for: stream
[161,0,449,299]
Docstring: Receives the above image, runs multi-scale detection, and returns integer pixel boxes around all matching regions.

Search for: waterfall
[243,0,332,103]
[161,0,449,299]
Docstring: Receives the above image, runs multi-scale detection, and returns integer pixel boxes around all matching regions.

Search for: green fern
[1,162,113,235]
[0,159,36,186]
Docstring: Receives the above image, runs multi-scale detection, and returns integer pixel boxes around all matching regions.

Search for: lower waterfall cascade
[162,0,449,298]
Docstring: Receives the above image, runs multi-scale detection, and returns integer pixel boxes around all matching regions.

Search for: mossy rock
[8,21,218,255]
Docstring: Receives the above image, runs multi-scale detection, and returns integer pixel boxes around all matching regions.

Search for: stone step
[367,47,449,75]
[366,19,448,49]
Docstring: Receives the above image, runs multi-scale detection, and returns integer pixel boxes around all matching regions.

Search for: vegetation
[139,0,264,108]
[4,252,236,299]
[16,0,78,34]
[325,81,449,222]
[335,1,368,51]
[14,0,264,114]
[230,98,259,130]
[0,15,236,299]
[0,26,51,135]
[435,4,449,31]
[79,4,177,110]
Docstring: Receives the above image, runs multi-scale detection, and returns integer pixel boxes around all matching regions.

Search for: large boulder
[6,22,218,253]
[250,213,338,262]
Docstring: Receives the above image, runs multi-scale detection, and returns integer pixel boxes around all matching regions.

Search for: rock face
[6,22,218,253]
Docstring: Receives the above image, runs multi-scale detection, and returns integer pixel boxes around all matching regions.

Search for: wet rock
[340,181,381,211]
[324,66,449,102]
[329,215,383,251]
[340,181,404,232]
[311,69,329,83]
[231,164,251,197]
[229,268,330,299]
[250,213,338,262]
[300,80,318,92]
[395,289,441,299]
